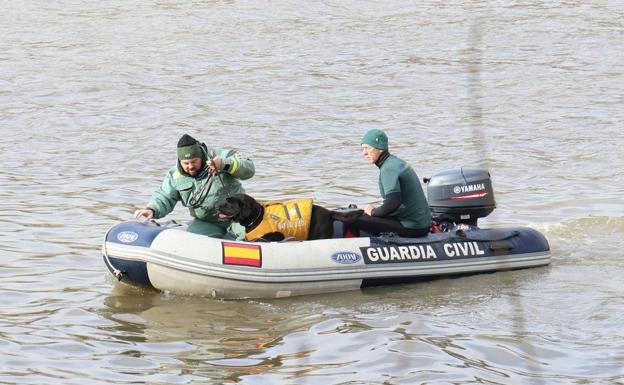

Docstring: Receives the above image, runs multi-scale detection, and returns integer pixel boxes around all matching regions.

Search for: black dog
[217,194,363,242]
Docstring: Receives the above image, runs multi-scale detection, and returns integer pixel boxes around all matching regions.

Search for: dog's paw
[258,232,285,242]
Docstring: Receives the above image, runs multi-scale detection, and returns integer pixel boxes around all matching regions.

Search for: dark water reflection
[81,261,622,384]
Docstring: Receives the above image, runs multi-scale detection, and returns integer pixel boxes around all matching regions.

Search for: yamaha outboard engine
[424,167,496,228]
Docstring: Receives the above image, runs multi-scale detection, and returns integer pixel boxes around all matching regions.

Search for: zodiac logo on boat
[331,251,361,264]
[116,231,139,244]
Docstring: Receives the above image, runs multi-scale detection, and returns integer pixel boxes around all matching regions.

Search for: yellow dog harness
[245,198,314,241]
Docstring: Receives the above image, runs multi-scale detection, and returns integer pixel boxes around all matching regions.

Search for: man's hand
[134,208,154,220]
[364,204,375,216]
[208,156,223,175]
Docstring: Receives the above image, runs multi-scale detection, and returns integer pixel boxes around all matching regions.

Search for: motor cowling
[424,167,496,226]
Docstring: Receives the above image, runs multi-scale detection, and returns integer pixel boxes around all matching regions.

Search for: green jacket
[377,154,431,229]
[147,144,255,223]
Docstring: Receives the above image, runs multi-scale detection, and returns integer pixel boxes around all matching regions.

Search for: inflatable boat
[102,168,550,299]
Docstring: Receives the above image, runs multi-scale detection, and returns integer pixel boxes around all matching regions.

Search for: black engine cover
[425,167,496,225]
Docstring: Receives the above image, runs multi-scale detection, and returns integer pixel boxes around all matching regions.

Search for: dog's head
[216,194,260,225]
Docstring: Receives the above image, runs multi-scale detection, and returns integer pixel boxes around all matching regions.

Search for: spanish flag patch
[222,242,262,267]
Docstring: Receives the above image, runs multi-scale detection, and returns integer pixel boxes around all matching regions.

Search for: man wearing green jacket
[349,129,431,237]
[134,134,255,238]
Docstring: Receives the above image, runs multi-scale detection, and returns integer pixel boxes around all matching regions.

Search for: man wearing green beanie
[352,129,431,237]
[134,134,255,238]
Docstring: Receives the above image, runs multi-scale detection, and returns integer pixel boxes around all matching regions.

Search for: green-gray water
[1,1,623,384]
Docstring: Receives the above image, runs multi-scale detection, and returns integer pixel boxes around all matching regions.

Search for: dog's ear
[239,196,255,220]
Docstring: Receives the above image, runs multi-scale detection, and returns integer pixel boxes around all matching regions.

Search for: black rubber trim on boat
[375,230,520,246]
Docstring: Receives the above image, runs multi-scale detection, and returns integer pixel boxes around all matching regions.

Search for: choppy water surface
[1,1,623,384]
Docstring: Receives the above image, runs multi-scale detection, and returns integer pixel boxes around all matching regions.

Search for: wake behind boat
[102,167,550,299]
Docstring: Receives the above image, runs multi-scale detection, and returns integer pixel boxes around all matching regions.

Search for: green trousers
[187,218,228,237]
[186,218,246,240]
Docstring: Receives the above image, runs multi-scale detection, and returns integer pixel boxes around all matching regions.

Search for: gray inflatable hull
[102,221,550,299]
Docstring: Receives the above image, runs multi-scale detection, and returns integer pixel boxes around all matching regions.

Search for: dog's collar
[241,205,264,229]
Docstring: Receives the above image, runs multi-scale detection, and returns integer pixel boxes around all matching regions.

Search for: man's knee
[187,219,227,237]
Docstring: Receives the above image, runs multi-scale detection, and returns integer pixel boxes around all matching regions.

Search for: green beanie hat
[177,134,203,160]
[361,129,388,150]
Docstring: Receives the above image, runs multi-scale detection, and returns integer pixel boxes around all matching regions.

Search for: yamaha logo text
[453,183,486,194]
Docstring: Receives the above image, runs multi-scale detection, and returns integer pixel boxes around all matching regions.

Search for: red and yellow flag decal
[222,242,262,267]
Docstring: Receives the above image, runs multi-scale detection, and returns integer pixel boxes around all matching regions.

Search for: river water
[1,1,623,384]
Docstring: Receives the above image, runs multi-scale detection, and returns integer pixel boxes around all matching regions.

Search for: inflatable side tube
[103,221,168,287]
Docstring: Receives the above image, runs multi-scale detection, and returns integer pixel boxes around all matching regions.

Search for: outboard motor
[424,167,496,228]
